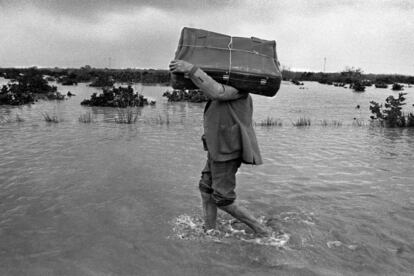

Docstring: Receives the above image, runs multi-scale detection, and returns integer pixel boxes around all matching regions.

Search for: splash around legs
[219,202,270,237]
[200,191,270,237]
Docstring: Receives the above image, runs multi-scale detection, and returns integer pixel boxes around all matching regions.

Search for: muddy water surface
[1,79,414,275]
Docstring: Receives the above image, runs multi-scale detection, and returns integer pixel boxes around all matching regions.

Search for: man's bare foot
[254,225,272,238]
[219,203,272,237]
[202,224,215,232]
[231,219,271,237]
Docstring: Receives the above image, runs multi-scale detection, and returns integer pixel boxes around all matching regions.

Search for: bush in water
[351,81,365,92]
[81,86,155,108]
[392,83,404,91]
[0,69,61,105]
[163,89,208,103]
[369,92,414,127]
[89,75,115,87]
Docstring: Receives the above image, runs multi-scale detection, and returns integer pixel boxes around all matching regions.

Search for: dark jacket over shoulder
[188,66,263,165]
[204,95,262,165]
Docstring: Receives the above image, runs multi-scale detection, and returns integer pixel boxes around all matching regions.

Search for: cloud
[0,0,240,22]
[0,0,413,73]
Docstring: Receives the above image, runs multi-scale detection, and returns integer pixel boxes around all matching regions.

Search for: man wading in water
[169,60,269,237]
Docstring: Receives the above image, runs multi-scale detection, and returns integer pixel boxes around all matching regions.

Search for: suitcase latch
[260,79,267,85]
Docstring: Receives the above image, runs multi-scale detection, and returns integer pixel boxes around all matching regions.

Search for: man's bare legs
[201,192,269,236]
[200,191,217,230]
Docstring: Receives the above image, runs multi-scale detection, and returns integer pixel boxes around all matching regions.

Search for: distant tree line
[282,67,414,85]
[0,66,171,85]
[1,66,413,89]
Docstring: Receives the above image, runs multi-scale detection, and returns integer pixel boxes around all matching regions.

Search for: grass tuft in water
[78,112,94,123]
[0,115,12,124]
[293,117,311,127]
[153,113,170,125]
[321,119,342,127]
[352,118,367,127]
[0,114,25,123]
[114,107,139,124]
[256,117,283,127]
[42,112,60,123]
[15,114,25,122]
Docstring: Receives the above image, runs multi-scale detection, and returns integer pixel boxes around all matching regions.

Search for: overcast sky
[0,0,413,74]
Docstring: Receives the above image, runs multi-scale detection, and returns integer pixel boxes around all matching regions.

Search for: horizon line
[0,66,413,77]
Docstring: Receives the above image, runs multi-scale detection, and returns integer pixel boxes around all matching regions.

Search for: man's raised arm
[169,60,244,101]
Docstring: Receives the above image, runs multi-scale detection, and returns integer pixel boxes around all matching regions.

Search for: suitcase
[170,27,282,97]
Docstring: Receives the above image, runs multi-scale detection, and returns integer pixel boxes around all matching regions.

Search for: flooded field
[1,79,414,275]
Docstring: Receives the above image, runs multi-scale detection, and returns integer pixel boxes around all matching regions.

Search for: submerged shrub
[163,89,208,102]
[351,81,365,92]
[0,70,60,105]
[89,75,115,87]
[291,79,303,86]
[369,92,414,127]
[407,113,414,127]
[375,82,388,89]
[81,86,155,107]
[46,91,65,100]
[392,83,404,91]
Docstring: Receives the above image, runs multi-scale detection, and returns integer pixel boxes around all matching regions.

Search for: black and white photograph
[1,0,413,275]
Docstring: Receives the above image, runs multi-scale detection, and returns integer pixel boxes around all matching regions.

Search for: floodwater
[1,79,414,275]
